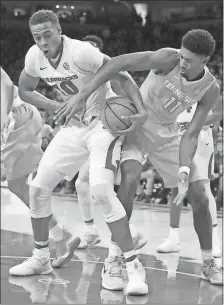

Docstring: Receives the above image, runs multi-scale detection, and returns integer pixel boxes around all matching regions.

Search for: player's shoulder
[64,35,92,52]
[65,36,100,62]
[209,81,220,94]
[201,81,220,105]
[26,44,45,63]
[205,66,220,93]
[26,44,40,57]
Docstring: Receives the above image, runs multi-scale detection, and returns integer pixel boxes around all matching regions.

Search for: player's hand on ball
[54,93,86,125]
[174,172,189,205]
[116,112,147,135]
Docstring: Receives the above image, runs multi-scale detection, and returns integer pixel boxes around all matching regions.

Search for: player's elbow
[117,72,136,89]
[110,55,130,72]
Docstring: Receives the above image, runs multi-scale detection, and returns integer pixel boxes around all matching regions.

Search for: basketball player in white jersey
[1,67,80,268]
[9,10,148,296]
[156,102,222,257]
[55,29,223,285]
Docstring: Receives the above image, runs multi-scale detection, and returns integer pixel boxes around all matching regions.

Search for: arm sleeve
[24,46,40,77]
[73,42,104,73]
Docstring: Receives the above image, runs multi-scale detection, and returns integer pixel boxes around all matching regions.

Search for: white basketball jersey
[140,62,216,124]
[24,35,115,122]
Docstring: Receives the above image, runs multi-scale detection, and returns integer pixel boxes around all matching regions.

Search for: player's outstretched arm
[80,48,179,99]
[1,68,14,131]
[54,47,150,127]
[18,69,63,112]
[180,82,220,169]
[102,54,147,124]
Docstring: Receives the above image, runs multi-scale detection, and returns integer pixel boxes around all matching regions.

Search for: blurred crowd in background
[1,8,223,210]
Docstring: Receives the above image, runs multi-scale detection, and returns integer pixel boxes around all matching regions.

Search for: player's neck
[185,68,205,82]
[48,36,64,69]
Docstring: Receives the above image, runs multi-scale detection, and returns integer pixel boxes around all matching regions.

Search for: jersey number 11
[164,97,181,113]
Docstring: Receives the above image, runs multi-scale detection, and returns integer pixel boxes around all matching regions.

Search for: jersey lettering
[53,80,79,96]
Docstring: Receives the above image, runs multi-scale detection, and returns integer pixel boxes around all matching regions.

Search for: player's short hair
[29,9,61,30]
[82,35,104,51]
[182,29,215,57]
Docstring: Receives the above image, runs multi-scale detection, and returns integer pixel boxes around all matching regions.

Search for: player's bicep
[185,83,220,137]
[110,48,179,72]
[19,69,40,93]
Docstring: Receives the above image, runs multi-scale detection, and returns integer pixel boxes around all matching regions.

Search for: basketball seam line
[104,106,117,133]
[109,102,137,115]
[106,102,130,129]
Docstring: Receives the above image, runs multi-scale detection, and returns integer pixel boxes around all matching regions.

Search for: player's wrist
[79,89,90,101]
[178,166,190,177]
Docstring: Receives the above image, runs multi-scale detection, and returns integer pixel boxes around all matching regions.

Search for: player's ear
[203,56,210,65]
[57,25,62,35]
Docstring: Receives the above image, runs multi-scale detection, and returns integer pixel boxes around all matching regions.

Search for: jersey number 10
[164,97,181,113]
[53,80,79,95]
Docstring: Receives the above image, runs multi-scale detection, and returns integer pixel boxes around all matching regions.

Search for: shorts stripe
[105,137,120,173]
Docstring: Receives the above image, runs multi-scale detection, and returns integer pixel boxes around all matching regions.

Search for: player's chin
[180,69,187,76]
[43,50,51,58]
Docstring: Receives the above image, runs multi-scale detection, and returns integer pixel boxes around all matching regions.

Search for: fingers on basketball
[100,96,138,133]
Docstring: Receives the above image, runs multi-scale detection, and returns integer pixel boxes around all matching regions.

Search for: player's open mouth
[43,50,49,55]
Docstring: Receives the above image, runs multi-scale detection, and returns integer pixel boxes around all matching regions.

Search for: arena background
[1,1,223,304]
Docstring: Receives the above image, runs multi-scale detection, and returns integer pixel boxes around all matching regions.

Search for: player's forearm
[19,89,61,111]
[179,133,198,168]
[80,59,130,99]
[114,72,145,112]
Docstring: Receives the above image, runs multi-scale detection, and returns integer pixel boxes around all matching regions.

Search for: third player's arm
[18,69,64,112]
[179,83,220,168]
[1,68,14,130]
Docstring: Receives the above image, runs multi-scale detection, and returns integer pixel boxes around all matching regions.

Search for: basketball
[100,96,138,132]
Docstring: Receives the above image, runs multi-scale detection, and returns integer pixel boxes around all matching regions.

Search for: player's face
[30,22,61,59]
[179,47,207,80]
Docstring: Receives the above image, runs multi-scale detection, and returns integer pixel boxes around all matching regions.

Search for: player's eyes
[45,34,51,38]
